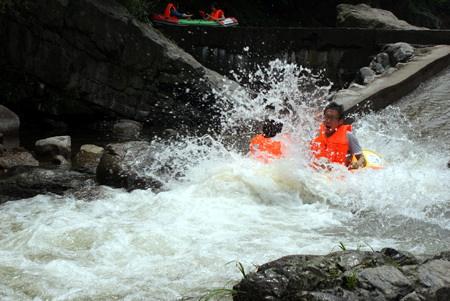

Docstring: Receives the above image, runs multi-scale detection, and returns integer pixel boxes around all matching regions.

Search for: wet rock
[436,286,450,301]
[381,248,418,266]
[336,4,428,30]
[35,136,71,167]
[447,160,450,168]
[73,144,104,174]
[356,67,376,85]
[0,148,39,172]
[400,291,422,301]
[112,119,143,141]
[383,43,415,65]
[0,105,20,148]
[233,249,450,301]
[0,166,92,203]
[96,141,163,191]
[417,260,450,290]
[358,266,413,299]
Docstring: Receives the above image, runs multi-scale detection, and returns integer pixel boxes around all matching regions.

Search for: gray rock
[73,144,104,174]
[0,149,39,171]
[400,291,422,301]
[358,266,413,300]
[336,4,428,30]
[35,136,71,166]
[383,43,415,65]
[0,166,92,203]
[232,249,441,301]
[357,67,376,85]
[112,119,143,140]
[418,260,450,289]
[0,105,20,148]
[370,52,391,74]
[96,141,163,191]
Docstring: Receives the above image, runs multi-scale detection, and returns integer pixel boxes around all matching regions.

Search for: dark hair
[262,119,283,138]
[324,102,345,119]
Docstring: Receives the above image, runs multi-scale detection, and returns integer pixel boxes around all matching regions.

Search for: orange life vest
[310,124,352,165]
[209,9,224,20]
[250,134,282,163]
[164,3,176,18]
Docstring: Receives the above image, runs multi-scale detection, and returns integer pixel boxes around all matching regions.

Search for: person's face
[323,108,343,136]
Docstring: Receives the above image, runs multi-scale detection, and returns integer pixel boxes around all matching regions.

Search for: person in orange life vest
[250,119,285,163]
[164,2,192,19]
[200,2,225,21]
[310,102,366,169]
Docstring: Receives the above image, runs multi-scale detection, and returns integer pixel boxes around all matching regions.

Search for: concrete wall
[158,27,450,86]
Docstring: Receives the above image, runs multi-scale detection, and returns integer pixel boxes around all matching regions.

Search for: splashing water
[0,62,449,300]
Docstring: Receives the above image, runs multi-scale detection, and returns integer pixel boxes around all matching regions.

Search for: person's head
[262,119,283,138]
[210,2,218,10]
[323,102,345,136]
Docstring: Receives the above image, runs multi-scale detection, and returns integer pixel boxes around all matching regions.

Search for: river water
[0,63,449,300]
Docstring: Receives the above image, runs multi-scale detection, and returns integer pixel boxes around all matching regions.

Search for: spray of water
[0,61,449,300]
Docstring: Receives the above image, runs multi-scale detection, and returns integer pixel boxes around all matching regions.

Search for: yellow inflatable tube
[353,149,384,169]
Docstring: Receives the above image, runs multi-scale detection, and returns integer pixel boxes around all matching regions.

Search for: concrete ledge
[334,45,450,114]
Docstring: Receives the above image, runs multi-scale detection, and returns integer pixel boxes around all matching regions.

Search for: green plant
[338,241,347,251]
[236,261,247,279]
[343,271,359,290]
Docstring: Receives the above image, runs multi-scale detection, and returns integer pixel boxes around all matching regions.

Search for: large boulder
[336,4,428,30]
[0,0,237,130]
[0,105,19,148]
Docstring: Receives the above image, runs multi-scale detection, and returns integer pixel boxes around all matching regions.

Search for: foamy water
[0,63,449,300]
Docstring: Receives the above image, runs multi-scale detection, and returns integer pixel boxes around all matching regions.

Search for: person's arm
[170,7,192,18]
[346,132,366,169]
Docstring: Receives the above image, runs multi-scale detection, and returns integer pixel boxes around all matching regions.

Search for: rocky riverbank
[233,248,450,301]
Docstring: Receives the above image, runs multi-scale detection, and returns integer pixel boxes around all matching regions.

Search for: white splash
[0,62,449,300]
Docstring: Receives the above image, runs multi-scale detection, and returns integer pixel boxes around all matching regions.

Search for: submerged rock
[233,249,450,301]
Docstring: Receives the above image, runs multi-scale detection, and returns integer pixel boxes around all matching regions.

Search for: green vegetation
[338,241,347,251]
[343,271,359,290]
